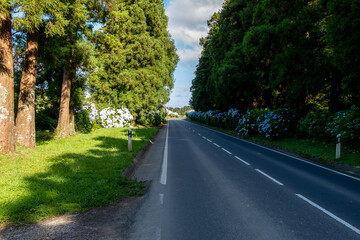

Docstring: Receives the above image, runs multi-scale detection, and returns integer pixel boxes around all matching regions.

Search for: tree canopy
[190,0,360,113]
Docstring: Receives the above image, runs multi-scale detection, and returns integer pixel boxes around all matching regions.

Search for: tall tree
[14,0,68,147]
[89,0,178,123]
[0,2,15,152]
[327,0,360,108]
[55,0,90,138]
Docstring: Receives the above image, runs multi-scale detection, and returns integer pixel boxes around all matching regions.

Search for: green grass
[187,120,360,169]
[247,136,360,168]
[0,127,158,224]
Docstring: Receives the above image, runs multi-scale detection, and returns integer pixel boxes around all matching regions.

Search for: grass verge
[0,127,158,224]
[187,120,360,169]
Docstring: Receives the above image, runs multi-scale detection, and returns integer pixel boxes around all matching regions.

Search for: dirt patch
[0,196,144,240]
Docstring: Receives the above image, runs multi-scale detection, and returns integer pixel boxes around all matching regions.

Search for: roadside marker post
[336,134,341,159]
[128,128,132,152]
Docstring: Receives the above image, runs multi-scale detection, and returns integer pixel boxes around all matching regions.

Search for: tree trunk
[69,74,76,136]
[0,13,15,152]
[15,31,39,148]
[55,52,73,139]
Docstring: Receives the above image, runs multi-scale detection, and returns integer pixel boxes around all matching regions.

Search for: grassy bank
[189,121,360,169]
[0,127,157,224]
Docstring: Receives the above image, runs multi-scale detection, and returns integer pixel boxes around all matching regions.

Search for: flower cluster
[99,107,133,128]
[187,109,241,130]
[188,106,360,145]
[326,106,360,144]
[82,103,98,122]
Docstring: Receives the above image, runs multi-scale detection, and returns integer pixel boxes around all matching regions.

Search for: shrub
[327,106,360,145]
[236,109,269,136]
[257,108,297,138]
[298,111,333,139]
[75,109,94,133]
[99,107,133,128]
[35,111,57,131]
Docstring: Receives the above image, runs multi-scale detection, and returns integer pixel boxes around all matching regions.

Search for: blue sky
[163,0,224,108]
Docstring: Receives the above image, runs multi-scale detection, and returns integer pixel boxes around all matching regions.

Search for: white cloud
[177,46,202,62]
[166,0,224,47]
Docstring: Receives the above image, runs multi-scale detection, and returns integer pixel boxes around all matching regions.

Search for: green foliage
[327,0,360,106]
[89,0,178,122]
[298,111,333,139]
[190,0,360,114]
[75,109,94,133]
[327,106,360,145]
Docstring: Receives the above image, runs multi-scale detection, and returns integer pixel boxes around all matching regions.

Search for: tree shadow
[0,129,154,226]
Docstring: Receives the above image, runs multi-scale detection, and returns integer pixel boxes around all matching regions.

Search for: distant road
[129,119,360,240]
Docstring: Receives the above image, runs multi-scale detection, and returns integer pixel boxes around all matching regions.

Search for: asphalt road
[129,119,360,240]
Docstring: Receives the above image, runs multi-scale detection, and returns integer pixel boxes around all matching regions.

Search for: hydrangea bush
[186,106,360,146]
[257,109,297,138]
[326,106,360,144]
[298,110,333,139]
[99,107,133,128]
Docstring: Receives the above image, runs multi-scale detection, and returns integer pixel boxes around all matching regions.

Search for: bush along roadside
[187,107,360,168]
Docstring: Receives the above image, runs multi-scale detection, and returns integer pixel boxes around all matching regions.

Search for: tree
[14,0,68,147]
[327,0,360,108]
[0,2,15,152]
[55,0,90,138]
[89,0,178,123]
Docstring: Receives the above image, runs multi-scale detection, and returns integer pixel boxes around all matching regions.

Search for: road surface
[129,119,360,240]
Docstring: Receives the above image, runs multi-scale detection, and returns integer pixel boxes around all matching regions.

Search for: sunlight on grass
[0,127,157,224]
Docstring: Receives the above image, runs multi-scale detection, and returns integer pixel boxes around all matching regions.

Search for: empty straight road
[129,119,360,240]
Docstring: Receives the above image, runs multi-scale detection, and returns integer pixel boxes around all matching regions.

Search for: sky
[163,0,224,108]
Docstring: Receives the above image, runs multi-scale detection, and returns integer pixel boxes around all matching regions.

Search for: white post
[336,134,341,159]
[128,128,132,152]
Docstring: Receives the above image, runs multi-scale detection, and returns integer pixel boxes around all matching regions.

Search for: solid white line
[160,122,169,185]
[256,169,284,186]
[185,121,360,182]
[235,156,250,165]
[296,194,360,235]
[207,139,213,143]
[213,143,220,147]
[222,148,232,155]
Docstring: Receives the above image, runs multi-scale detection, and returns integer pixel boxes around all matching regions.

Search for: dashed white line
[296,194,360,235]
[198,133,201,136]
[202,136,207,140]
[207,139,213,143]
[235,156,250,165]
[160,122,169,185]
[159,193,164,205]
[213,143,220,147]
[156,227,161,240]
[222,148,232,155]
[255,169,284,186]
[187,121,360,182]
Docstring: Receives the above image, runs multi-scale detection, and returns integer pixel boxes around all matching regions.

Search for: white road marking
[207,139,213,143]
[235,156,250,165]
[222,148,232,155]
[156,227,161,240]
[255,169,284,186]
[296,194,360,235]
[186,121,360,182]
[159,193,164,205]
[198,133,201,136]
[213,143,220,147]
[160,122,169,185]
[202,136,207,140]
